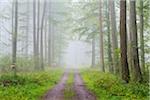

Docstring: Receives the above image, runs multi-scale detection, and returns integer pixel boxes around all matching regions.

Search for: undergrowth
[64,71,75,100]
[81,68,149,100]
[0,68,63,100]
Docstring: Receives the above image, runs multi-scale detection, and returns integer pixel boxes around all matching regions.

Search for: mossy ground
[81,68,149,100]
[63,70,76,100]
[0,68,63,100]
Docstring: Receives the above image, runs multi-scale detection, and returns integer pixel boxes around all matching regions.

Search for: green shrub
[81,68,149,100]
[0,68,63,100]
[0,55,35,72]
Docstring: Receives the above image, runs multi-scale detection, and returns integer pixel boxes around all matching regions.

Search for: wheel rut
[42,69,96,100]
[43,71,69,100]
[73,70,96,100]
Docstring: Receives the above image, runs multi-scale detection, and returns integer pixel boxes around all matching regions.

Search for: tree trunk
[120,0,130,83]
[58,32,62,66]
[139,0,145,74]
[12,1,14,41]
[44,18,48,64]
[91,37,95,68]
[128,19,134,80]
[33,0,38,70]
[99,0,105,72]
[106,0,113,73]
[51,25,55,65]
[109,0,119,74]
[25,0,30,57]
[12,0,18,76]
[40,0,47,70]
[48,23,52,66]
[129,0,142,82]
[48,2,52,66]
[36,0,40,69]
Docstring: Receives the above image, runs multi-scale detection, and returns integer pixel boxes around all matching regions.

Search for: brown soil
[43,71,69,100]
[42,69,96,100]
[73,70,96,100]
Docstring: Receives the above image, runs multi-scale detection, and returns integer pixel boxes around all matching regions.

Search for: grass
[0,68,63,100]
[80,68,150,100]
[63,70,76,100]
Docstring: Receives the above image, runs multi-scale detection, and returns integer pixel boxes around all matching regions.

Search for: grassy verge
[81,68,149,100]
[0,68,63,100]
[63,71,75,100]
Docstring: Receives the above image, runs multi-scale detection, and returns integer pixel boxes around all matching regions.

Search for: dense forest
[0,0,149,100]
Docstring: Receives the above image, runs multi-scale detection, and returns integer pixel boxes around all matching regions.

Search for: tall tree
[99,0,105,72]
[12,1,14,42]
[91,37,96,68]
[40,0,47,69]
[109,0,119,74]
[12,0,18,76]
[48,1,52,66]
[25,0,30,57]
[36,0,40,69]
[120,0,130,83]
[128,16,134,79]
[106,0,113,73]
[44,18,48,63]
[139,0,145,74]
[51,24,55,65]
[33,0,38,69]
[129,0,142,82]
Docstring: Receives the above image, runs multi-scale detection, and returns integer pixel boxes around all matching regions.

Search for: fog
[0,0,149,72]
[0,0,149,99]
[64,40,91,68]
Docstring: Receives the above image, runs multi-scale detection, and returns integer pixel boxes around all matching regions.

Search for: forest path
[43,71,69,100]
[73,70,96,100]
[42,69,96,100]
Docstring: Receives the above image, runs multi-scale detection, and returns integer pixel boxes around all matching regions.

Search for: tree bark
[120,0,130,83]
[139,0,145,74]
[12,0,18,76]
[109,0,119,74]
[12,1,14,41]
[91,37,95,68]
[40,0,47,70]
[12,0,18,64]
[36,0,40,69]
[99,0,105,72]
[128,19,134,80]
[33,0,38,69]
[129,0,142,82]
[51,25,55,65]
[25,0,30,57]
[44,18,48,64]
[106,0,113,73]
[48,2,52,66]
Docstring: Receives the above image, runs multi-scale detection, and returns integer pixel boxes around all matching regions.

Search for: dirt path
[43,69,96,100]
[73,70,96,100]
[43,71,69,100]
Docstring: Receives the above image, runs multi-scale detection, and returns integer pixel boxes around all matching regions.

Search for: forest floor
[43,69,96,100]
[0,68,64,100]
[0,68,148,100]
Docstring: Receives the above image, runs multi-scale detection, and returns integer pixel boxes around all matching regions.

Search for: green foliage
[64,72,75,100]
[0,75,28,86]
[0,68,63,100]
[137,0,150,28]
[81,69,149,100]
[0,56,11,72]
[16,57,34,71]
[0,55,35,72]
